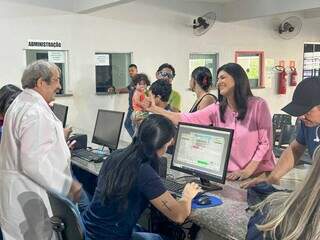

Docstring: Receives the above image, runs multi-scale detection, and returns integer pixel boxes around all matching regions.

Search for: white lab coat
[0,89,73,240]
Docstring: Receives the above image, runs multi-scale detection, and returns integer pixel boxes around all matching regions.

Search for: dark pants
[125,108,134,137]
[78,189,90,214]
[132,225,163,240]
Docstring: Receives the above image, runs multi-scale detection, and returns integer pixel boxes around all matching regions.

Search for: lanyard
[314,125,320,142]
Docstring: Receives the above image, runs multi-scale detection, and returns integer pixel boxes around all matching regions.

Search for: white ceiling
[178,0,237,2]
[1,0,320,22]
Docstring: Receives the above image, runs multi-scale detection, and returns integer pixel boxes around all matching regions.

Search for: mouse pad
[192,196,223,209]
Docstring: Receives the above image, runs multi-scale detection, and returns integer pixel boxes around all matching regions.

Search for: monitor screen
[52,104,68,127]
[171,123,233,184]
[92,109,124,150]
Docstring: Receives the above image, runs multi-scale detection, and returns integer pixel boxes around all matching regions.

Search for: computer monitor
[171,122,233,191]
[52,103,68,127]
[92,109,125,151]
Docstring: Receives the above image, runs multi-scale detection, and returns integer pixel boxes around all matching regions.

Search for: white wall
[0,1,319,142]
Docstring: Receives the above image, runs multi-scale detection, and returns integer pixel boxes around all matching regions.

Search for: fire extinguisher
[289,66,297,86]
[276,66,287,94]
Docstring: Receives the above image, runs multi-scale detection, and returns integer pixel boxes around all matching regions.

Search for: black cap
[282,77,320,116]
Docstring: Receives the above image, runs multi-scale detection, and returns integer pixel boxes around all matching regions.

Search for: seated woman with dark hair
[0,84,22,141]
[82,114,201,240]
[189,66,217,113]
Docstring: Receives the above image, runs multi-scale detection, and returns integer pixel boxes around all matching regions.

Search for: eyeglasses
[158,71,174,79]
[51,77,61,82]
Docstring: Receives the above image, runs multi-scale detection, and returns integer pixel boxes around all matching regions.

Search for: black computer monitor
[92,109,125,151]
[52,103,68,128]
[171,122,233,191]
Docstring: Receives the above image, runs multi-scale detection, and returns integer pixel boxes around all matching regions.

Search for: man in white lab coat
[0,60,82,240]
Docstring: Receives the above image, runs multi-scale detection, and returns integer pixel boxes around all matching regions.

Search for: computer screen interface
[171,123,233,184]
[52,104,68,128]
[92,109,124,150]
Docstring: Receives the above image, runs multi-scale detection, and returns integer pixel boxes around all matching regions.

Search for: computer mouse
[93,156,104,163]
[196,195,211,205]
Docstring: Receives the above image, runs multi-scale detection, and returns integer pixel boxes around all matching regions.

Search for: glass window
[25,49,69,95]
[95,52,132,94]
[189,53,218,87]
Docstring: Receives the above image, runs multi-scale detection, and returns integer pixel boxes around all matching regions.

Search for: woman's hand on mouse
[182,182,202,201]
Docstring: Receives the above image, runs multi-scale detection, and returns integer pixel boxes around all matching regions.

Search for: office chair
[272,114,292,144]
[273,125,296,158]
[47,191,86,240]
[272,114,292,129]
[277,125,296,148]
[272,125,277,146]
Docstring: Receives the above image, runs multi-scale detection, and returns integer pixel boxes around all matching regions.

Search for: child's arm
[133,91,145,109]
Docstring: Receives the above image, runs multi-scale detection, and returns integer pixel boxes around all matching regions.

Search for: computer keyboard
[162,178,185,195]
[72,149,104,162]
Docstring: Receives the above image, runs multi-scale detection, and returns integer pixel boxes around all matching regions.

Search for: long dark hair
[191,66,213,91]
[0,84,22,115]
[100,114,175,210]
[217,63,253,122]
[132,73,150,86]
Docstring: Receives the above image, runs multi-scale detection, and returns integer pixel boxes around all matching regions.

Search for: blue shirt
[82,154,166,240]
[296,122,320,157]
[247,206,275,240]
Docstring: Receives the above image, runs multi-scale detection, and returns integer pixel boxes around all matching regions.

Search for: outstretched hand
[227,169,252,181]
[141,95,156,112]
[63,127,72,140]
[107,86,116,94]
[240,174,280,189]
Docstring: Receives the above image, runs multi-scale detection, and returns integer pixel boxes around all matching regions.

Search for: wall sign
[48,51,65,63]
[95,54,110,66]
[27,39,62,50]
[235,51,265,88]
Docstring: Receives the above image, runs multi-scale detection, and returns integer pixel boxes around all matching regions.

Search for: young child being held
[131,73,150,133]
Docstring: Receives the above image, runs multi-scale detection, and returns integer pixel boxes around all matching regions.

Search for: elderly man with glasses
[0,60,82,240]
